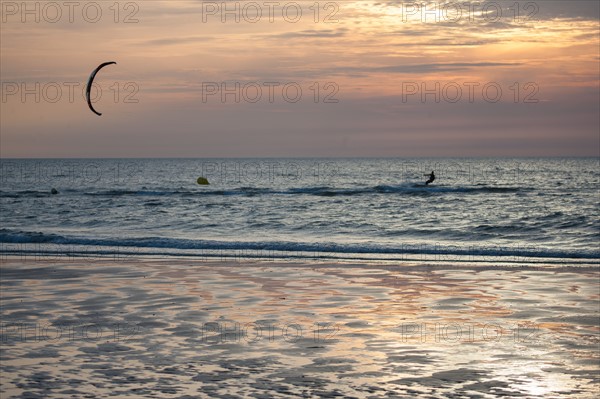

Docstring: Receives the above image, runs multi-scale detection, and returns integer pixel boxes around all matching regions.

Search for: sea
[1,158,598,266]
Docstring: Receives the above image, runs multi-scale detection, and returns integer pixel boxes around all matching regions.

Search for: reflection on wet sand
[1,259,598,398]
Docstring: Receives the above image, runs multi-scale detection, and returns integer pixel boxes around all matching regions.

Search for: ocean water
[1,158,598,265]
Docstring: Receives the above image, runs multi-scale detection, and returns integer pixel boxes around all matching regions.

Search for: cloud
[375,0,600,21]
[269,28,349,39]
[137,36,215,47]
[327,62,522,76]
[394,39,503,46]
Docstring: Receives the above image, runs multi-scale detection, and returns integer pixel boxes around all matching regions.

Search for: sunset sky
[1,0,599,157]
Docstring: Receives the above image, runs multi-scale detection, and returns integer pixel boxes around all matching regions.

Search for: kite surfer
[425,171,435,185]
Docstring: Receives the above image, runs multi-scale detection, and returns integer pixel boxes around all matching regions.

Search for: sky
[1,0,599,157]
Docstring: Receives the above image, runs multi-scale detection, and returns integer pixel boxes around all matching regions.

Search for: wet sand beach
[1,258,599,398]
